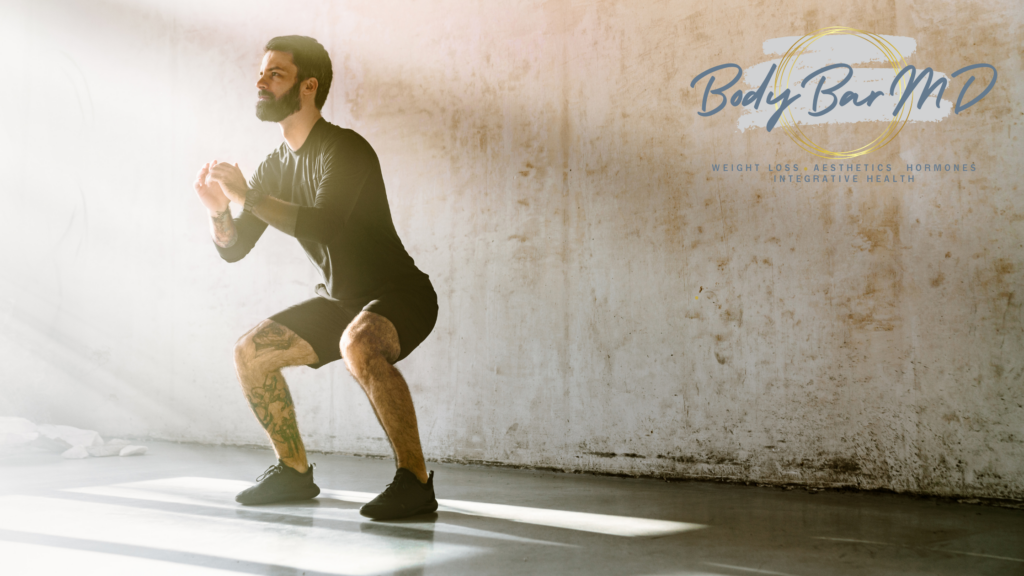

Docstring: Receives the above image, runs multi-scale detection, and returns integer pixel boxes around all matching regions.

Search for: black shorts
[268,276,438,369]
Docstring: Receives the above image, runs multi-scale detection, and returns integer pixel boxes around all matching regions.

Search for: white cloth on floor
[119,445,148,456]
[0,417,39,446]
[36,424,104,448]
[61,445,90,459]
[87,440,129,457]
[0,417,147,458]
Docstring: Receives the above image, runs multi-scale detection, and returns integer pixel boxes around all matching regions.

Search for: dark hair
[264,36,333,110]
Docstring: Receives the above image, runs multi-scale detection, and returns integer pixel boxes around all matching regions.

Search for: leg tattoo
[252,323,297,356]
[245,371,304,461]
[234,321,317,472]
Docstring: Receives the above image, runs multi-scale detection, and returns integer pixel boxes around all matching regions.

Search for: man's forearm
[249,194,299,237]
[210,207,238,248]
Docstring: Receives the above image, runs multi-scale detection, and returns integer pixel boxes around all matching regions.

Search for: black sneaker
[235,460,320,505]
[360,468,438,520]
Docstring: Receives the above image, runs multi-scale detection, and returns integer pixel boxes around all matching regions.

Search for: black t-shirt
[215,118,428,299]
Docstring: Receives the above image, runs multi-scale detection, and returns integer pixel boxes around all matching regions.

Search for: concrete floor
[0,442,1021,576]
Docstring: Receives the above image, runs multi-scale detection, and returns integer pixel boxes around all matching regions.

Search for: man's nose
[256,74,267,90]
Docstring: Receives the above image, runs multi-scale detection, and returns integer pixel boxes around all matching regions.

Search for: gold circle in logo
[774,27,911,159]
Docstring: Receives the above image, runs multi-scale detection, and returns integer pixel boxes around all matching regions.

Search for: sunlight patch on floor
[0,495,477,575]
[73,476,705,537]
[2,540,244,576]
[68,477,575,547]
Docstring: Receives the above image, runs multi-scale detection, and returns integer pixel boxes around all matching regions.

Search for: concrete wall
[1,0,1021,499]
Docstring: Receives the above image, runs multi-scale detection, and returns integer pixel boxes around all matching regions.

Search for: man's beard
[255,80,302,122]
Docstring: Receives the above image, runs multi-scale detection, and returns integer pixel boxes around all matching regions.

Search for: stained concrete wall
[1,0,1021,499]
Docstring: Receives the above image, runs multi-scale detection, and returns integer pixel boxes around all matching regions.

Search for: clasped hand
[207,161,250,205]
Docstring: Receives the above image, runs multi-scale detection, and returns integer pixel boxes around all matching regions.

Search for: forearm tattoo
[211,208,237,248]
[245,372,303,460]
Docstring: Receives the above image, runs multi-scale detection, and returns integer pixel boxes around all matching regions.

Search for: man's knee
[234,322,267,372]
[234,319,315,374]
[341,336,379,380]
[341,313,400,377]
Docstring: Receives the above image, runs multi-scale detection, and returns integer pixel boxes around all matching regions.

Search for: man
[191,35,438,520]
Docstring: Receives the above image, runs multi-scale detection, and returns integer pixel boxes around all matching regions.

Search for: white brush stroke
[738,35,952,132]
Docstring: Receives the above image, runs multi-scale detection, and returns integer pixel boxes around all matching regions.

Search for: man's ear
[304,77,319,99]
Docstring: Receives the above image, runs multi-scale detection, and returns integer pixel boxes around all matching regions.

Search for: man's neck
[279,107,324,152]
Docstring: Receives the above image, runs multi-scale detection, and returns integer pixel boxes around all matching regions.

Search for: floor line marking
[704,561,804,575]
[923,550,1024,563]
[814,537,1024,563]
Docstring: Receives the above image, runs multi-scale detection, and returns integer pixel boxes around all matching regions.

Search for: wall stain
[584,451,646,459]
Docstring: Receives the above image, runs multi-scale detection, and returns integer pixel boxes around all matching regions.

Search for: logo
[690,27,998,159]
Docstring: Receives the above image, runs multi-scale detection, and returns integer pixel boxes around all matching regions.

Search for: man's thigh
[359,280,439,364]
[267,297,361,369]
[238,319,319,370]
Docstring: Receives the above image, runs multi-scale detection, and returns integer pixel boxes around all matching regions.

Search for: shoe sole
[236,485,321,506]
[359,498,438,520]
